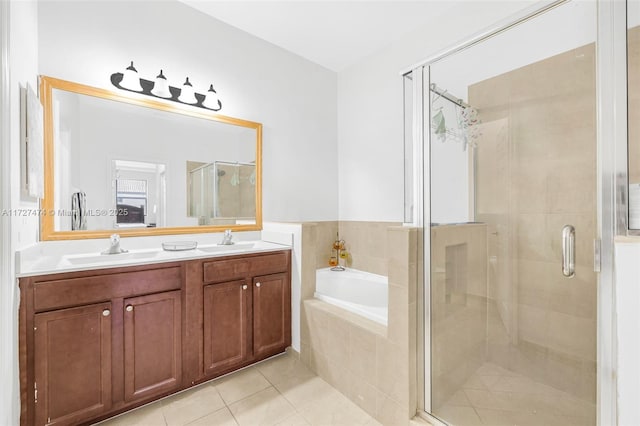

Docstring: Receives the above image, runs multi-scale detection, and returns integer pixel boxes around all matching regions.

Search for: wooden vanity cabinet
[19,250,291,426]
[33,303,112,426]
[123,290,182,403]
[253,273,290,359]
[203,280,252,376]
[20,263,185,426]
[202,252,291,379]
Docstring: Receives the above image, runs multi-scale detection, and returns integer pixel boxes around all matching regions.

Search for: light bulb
[203,84,220,110]
[120,61,143,92]
[151,69,172,98]
[178,77,198,104]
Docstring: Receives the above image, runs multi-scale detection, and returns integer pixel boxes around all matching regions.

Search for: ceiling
[179,1,461,72]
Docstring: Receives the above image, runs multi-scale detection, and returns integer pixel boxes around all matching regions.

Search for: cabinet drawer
[33,267,182,312]
[203,258,250,283]
[203,252,289,284]
[250,253,289,276]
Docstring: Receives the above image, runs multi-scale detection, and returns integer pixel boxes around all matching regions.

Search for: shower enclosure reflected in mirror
[187,161,256,225]
[40,76,262,240]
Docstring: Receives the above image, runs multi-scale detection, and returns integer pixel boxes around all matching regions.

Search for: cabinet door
[203,280,251,376]
[34,303,112,426]
[123,290,182,403]
[253,273,290,359]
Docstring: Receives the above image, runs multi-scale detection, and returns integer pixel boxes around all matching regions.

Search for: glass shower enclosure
[406,2,599,425]
[188,161,256,225]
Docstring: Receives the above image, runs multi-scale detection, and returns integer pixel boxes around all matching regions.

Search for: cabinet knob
[256,282,261,288]
[242,284,247,290]
[102,309,110,317]
[126,305,133,312]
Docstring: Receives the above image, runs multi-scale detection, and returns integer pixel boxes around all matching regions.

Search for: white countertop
[16,239,291,278]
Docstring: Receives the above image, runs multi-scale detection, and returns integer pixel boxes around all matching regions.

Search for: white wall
[10,2,39,248]
[2,2,39,425]
[615,240,640,426]
[38,0,338,224]
[337,0,545,221]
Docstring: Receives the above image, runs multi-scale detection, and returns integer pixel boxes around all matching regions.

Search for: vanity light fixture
[203,84,221,110]
[178,77,198,104]
[150,70,172,99]
[110,62,223,112]
[120,61,143,92]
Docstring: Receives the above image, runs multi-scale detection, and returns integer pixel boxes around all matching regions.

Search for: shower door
[418,2,598,425]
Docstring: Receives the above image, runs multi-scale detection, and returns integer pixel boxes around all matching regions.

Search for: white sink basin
[197,242,256,253]
[64,251,161,265]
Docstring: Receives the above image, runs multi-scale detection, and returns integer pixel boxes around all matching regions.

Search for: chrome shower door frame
[405,1,621,425]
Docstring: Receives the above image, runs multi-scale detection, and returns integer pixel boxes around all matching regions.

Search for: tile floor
[431,363,596,426]
[97,351,382,426]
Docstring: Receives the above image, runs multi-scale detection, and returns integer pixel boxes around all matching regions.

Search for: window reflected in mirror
[113,160,166,229]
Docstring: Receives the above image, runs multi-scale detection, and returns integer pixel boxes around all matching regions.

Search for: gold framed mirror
[40,76,262,240]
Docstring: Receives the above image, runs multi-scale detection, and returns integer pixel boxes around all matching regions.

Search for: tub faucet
[219,229,234,245]
[101,234,128,255]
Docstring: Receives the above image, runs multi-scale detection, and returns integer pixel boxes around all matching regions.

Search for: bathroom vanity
[18,245,291,426]
[15,74,287,425]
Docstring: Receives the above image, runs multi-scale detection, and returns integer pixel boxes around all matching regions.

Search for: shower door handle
[562,225,575,278]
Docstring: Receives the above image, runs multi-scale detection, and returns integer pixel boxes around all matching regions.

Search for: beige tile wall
[467,42,597,402]
[430,224,488,410]
[300,224,418,426]
[338,221,402,276]
[300,221,338,301]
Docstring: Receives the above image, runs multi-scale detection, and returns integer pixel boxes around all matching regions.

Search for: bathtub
[315,267,388,325]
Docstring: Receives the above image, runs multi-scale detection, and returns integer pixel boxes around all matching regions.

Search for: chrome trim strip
[410,67,427,417]
[400,0,568,76]
[416,410,448,426]
[422,66,433,413]
[596,1,623,425]
[470,143,477,221]
[412,68,424,228]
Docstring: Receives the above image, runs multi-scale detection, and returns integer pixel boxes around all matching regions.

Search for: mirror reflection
[187,161,256,225]
[46,78,261,237]
[113,160,166,229]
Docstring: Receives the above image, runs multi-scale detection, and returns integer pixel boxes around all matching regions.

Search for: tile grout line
[216,366,287,426]
[214,372,243,426]
[254,358,329,425]
[184,386,234,426]
[254,363,308,424]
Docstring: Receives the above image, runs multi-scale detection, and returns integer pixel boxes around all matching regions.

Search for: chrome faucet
[219,229,234,245]
[101,234,128,255]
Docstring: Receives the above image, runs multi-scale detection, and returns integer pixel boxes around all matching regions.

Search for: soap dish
[162,241,198,251]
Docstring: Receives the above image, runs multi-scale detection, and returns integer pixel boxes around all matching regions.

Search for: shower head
[217,169,226,177]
